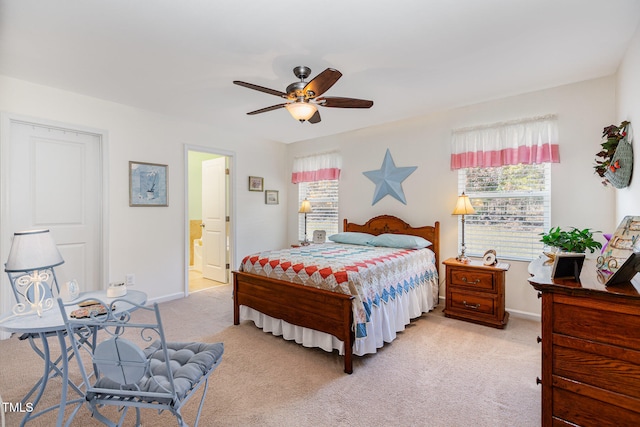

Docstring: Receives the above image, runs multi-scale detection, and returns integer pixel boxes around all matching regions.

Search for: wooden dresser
[528,256,640,426]
[443,258,510,328]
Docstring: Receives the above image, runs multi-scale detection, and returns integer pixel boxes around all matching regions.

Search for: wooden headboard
[343,215,440,267]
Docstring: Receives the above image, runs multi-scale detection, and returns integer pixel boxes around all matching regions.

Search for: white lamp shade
[299,199,313,213]
[5,229,64,272]
[452,193,476,216]
[285,102,317,122]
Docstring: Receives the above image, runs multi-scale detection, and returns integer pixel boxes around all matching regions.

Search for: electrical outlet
[125,273,135,286]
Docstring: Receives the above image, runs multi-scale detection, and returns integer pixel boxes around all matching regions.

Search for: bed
[232,215,440,373]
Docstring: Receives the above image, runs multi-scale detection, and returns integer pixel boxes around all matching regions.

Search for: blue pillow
[369,233,432,249]
[328,232,374,246]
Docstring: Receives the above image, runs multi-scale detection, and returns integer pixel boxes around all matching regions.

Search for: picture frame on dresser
[551,253,585,280]
[600,252,640,286]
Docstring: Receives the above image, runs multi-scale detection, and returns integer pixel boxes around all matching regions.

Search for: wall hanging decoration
[265,190,279,205]
[129,161,168,206]
[363,149,417,205]
[594,121,633,188]
[248,176,264,191]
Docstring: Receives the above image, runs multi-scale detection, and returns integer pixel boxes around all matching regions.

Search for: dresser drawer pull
[536,336,542,344]
[536,377,542,385]
[462,300,480,309]
[461,276,481,285]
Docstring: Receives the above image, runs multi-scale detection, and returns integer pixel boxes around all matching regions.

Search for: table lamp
[4,229,64,317]
[452,193,476,263]
[299,199,313,246]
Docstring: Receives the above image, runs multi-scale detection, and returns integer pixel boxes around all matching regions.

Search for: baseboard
[507,309,540,322]
[147,292,184,305]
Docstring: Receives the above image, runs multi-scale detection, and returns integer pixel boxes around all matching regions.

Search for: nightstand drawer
[449,291,496,316]
[449,269,495,291]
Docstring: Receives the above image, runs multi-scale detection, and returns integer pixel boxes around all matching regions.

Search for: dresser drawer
[449,268,495,291]
[449,291,496,316]
[553,386,640,426]
[553,344,640,400]
[553,300,640,351]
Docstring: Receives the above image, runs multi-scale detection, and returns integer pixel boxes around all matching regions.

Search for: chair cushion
[93,341,224,402]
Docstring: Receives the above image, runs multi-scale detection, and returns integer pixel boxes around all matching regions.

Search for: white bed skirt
[240,281,437,356]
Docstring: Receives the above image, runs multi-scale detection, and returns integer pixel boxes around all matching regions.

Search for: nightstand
[442,257,510,328]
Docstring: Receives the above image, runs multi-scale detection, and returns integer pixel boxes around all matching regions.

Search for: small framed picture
[129,161,168,207]
[265,190,279,205]
[249,176,264,192]
[552,253,585,280]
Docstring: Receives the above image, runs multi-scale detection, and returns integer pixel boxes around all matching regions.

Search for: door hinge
[226,216,230,222]
[225,263,230,270]
[225,168,230,175]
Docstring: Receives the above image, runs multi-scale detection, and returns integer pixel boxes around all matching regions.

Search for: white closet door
[7,120,103,294]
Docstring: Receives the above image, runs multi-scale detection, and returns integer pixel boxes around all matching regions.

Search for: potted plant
[540,227,602,254]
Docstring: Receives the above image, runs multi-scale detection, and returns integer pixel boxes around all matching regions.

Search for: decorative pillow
[369,233,432,249]
[328,232,374,246]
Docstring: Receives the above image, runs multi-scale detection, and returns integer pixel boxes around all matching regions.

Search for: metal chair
[57,297,224,427]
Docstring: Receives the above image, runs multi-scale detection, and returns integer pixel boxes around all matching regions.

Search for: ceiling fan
[233,66,374,124]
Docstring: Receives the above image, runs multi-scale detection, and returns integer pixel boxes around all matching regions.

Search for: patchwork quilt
[239,243,439,339]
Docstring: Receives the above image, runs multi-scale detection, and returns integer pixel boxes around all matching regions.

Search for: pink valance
[291,152,342,184]
[450,115,560,170]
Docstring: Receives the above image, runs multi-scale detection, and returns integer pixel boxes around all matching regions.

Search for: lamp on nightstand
[452,192,476,263]
[299,199,313,246]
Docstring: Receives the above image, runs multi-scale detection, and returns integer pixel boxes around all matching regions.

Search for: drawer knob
[461,276,481,285]
[536,336,542,344]
[536,377,542,385]
[462,300,480,310]
[537,292,542,299]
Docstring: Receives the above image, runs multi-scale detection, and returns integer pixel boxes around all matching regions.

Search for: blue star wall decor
[363,149,417,205]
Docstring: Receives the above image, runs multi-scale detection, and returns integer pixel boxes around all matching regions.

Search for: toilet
[193,238,203,272]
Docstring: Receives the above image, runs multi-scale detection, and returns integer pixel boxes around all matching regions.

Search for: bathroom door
[201,157,227,283]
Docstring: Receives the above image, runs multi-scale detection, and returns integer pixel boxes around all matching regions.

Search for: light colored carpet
[0,285,541,426]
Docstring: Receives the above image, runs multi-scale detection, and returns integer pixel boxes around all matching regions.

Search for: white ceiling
[1,0,639,144]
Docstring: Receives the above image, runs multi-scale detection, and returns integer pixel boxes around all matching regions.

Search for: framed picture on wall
[249,176,264,192]
[129,161,168,206]
[265,190,279,205]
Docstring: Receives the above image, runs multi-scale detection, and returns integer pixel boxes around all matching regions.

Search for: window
[298,180,339,241]
[458,163,550,261]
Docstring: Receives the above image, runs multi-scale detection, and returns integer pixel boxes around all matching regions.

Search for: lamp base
[301,240,311,246]
[456,255,471,264]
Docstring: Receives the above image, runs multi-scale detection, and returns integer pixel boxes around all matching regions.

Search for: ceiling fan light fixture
[285,102,317,122]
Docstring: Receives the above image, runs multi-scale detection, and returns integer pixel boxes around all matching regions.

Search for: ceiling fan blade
[246,103,287,115]
[317,97,374,108]
[308,110,321,124]
[233,81,288,98]
[303,68,342,98]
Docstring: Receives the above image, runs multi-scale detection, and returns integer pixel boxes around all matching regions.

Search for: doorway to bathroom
[186,148,232,294]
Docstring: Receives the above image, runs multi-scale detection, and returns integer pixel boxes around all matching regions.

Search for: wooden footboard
[233,270,355,374]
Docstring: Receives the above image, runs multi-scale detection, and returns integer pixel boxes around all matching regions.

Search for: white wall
[0,75,289,303]
[286,76,618,318]
[617,23,640,220]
